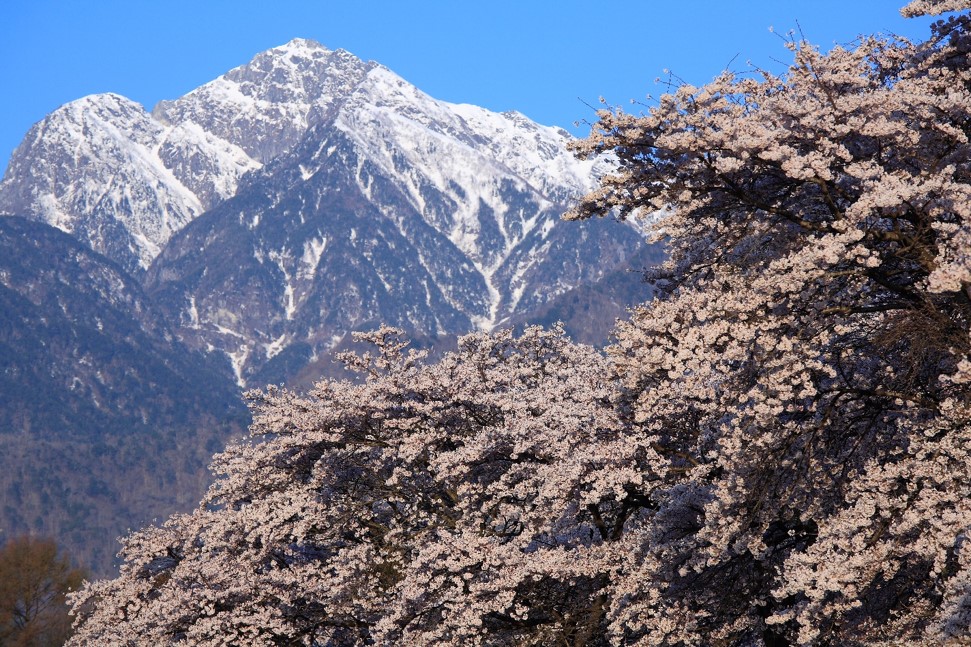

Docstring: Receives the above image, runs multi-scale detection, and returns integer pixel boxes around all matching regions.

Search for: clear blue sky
[0,1,938,170]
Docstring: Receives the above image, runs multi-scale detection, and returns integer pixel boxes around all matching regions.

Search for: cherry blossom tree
[69,1,971,645]
[565,0,971,643]
[69,326,651,645]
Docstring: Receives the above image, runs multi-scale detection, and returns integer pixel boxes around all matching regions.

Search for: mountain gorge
[0,39,657,572]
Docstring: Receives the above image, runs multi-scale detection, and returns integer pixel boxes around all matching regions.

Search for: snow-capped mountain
[152,40,375,165]
[1,38,648,387]
[143,40,645,384]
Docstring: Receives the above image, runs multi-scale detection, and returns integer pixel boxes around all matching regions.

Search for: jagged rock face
[145,128,481,386]
[0,41,380,275]
[146,121,644,385]
[2,38,648,387]
[153,40,375,164]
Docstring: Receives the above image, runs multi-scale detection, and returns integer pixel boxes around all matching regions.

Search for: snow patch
[187,296,200,328]
[300,236,327,279]
[226,345,251,388]
[268,249,297,320]
[265,334,288,359]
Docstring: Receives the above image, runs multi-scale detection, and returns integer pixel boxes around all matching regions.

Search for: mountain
[148,39,651,384]
[143,122,644,386]
[508,242,666,345]
[1,38,650,387]
[0,216,247,574]
[0,93,257,276]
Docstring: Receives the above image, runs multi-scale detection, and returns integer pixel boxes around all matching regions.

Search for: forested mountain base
[0,217,248,575]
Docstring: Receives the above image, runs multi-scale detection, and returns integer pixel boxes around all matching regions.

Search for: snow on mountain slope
[328,62,637,324]
[446,103,607,202]
[144,45,646,385]
[0,93,259,274]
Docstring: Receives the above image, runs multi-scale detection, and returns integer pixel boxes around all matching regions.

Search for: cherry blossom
[568,1,971,643]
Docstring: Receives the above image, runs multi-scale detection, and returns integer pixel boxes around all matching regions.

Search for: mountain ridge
[1,38,649,386]
[0,215,248,573]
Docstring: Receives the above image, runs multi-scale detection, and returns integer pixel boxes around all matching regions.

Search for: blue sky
[0,2,938,169]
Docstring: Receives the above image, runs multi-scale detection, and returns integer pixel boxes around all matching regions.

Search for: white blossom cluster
[69,1,971,645]
[566,0,971,643]
[70,326,651,645]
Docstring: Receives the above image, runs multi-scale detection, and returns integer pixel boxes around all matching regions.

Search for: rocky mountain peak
[272,37,330,54]
[0,93,205,274]
[152,39,375,164]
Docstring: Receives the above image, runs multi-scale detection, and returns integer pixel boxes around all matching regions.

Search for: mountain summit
[0,39,374,274]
